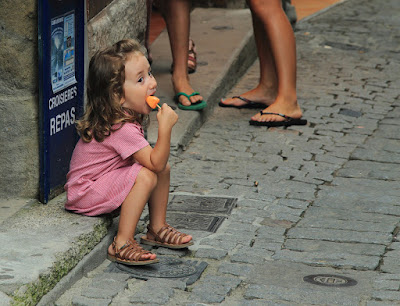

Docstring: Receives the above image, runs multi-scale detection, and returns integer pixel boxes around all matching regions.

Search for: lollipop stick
[156,104,161,110]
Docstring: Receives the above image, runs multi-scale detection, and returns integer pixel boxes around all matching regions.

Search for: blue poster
[51,11,76,93]
[39,0,85,203]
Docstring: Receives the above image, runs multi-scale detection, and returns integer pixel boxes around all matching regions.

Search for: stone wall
[87,0,147,58]
[0,0,39,198]
[0,0,147,200]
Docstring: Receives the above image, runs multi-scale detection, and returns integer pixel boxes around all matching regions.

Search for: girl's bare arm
[133,104,177,172]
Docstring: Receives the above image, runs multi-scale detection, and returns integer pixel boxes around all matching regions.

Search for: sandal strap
[147,223,187,245]
[115,238,151,262]
[233,96,254,105]
[259,111,293,120]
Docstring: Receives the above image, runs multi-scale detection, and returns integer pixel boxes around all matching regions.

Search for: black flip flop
[219,96,266,109]
[249,111,308,127]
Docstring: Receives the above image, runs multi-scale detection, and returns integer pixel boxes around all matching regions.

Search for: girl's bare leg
[144,164,192,243]
[249,0,303,123]
[159,0,203,106]
[108,167,158,260]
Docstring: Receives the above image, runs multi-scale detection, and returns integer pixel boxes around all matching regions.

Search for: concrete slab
[147,8,257,151]
[0,198,33,225]
[0,194,112,305]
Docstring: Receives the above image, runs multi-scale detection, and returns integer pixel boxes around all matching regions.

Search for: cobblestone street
[55,0,400,304]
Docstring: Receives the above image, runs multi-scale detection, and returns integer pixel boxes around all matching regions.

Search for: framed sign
[38,0,85,203]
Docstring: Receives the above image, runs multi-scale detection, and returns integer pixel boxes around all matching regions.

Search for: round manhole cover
[303,274,357,287]
[115,257,197,279]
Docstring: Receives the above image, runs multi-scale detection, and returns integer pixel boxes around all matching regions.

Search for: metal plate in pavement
[107,257,208,285]
[303,274,357,287]
[166,212,225,233]
[168,195,237,215]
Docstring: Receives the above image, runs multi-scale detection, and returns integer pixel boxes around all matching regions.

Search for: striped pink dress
[64,122,149,216]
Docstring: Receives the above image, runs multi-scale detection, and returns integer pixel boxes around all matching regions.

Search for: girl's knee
[160,163,171,176]
[137,167,158,191]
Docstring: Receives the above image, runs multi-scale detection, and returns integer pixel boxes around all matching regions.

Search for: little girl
[65,39,193,265]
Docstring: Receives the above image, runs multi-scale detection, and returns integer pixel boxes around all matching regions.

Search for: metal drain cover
[107,257,208,285]
[166,212,225,233]
[167,195,237,232]
[168,195,236,215]
[303,274,357,287]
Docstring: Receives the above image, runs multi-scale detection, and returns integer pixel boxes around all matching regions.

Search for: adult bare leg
[160,0,203,106]
[249,0,303,123]
[220,9,278,107]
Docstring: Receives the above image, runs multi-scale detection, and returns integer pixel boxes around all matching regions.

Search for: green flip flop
[175,92,207,111]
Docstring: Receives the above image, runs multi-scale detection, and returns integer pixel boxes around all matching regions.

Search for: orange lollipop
[146,96,161,109]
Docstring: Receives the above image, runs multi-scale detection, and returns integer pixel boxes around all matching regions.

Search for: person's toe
[183,235,192,244]
[180,96,191,106]
[142,253,157,260]
[190,94,202,104]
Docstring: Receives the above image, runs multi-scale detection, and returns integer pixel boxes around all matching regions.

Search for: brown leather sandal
[107,237,159,265]
[170,38,197,74]
[187,38,197,74]
[141,223,193,249]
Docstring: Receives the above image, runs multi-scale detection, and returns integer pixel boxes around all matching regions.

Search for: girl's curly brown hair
[76,39,148,143]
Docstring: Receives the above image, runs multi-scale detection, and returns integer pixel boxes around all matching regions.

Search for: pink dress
[64,122,149,216]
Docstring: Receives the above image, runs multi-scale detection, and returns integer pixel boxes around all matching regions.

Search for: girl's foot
[172,75,203,106]
[107,237,158,265]
[220,86,277,108]
[141,223,193,249]
[250,97,303,123]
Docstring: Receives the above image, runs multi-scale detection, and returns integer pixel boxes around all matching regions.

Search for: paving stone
[380,256,400,274]
[244,284,360,305]
[276,199,310,210]
[0,292,11,306]
[195,247,228,260]
[129,280,174,305]
[251,240,282,252]
[191,275,241,303]
[71,296,111,306]
[234,299,292,306]
[304,206,399,224]
[373,124,400,140]
[284,239,386,256]
[371,290,400,302]
[366,301,399,306]
[230,246,273,264]
[272,249,380,270]
[218,262,252,277]
[256,226,287,240]
[337,160,400,180]
[236,198,276,210]
[82,287,122,299]
[352,147,400,164]
[372,279,400,291]
[296,217,395,233]
[287,227,392,244]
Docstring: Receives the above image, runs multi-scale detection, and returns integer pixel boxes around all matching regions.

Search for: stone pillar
[0,0,147,200]
[0,0,39,198]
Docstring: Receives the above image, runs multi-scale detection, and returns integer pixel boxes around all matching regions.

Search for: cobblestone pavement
[56,0,400,304]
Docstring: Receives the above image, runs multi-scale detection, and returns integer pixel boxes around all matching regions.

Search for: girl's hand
[156,103,178,130]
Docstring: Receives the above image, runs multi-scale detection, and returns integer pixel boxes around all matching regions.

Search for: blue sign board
[38,0,85,203]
